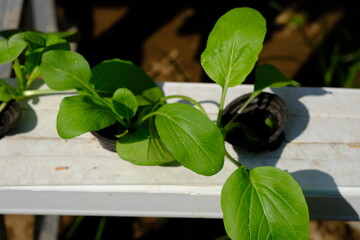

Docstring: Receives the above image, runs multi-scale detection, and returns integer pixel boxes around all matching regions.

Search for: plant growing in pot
[40,7,309,240]
[220,64,299,152]
[0,30,76,136]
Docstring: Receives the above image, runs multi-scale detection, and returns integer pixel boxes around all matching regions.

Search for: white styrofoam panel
[0,82,359,220]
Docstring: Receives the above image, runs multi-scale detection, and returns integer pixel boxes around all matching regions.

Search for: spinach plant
[0,30,76,113]
[40,7,309,240]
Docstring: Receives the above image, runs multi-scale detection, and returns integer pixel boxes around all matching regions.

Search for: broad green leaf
[57,95,117,139]
[155,103,224,176]
[112,88,138,121]
[40,50,92,90]
[254,64,300,94]
[201,8,266,88]
[116,123,175,165]
[0,36,27,63]
[91,59,163,102]
[221,166,309,240]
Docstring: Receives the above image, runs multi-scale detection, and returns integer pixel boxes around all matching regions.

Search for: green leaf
[254,64,300,93]
[0,35,27,63]
[201,7,266,88]
[112,88,138,121]
[19,31,48,49]
[0,85,14,102]
[57,95,117,139]
[2,31,72,76]
[116,123,175,165]
[12,31,72,49]
[91,59,163,102]
[40,50,92,90]
[221,166,309,240]
[136,86,164,106]
[155,103,224,176]
[47,31,79,43]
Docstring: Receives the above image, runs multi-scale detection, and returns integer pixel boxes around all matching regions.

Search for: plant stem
[115,129,129,138]
[163,95,206,114]
[216,86,228,128]
[12,59,26,93]
[0,101,8,113]
[23,89,77,98]
[140,111,163,123]
[95,217,107,240]
[221,92,258,132]
[26,66,40,89]
[65,216,85,239]
[225,148,242,168]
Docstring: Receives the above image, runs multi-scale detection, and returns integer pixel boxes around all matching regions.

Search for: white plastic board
[0,82,359,220]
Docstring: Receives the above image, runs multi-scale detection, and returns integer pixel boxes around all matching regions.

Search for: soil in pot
[0,100,22,138]
[222,92,288,152]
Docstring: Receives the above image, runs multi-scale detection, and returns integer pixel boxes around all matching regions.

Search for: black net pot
[0,100,22,137]
[222,92,288,152]
[91,123,124,152]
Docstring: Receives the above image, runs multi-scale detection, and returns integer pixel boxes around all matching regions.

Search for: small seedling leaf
[254,64,300,93]
[112,88,138,121]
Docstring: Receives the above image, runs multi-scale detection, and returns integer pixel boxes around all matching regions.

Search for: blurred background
[54,0,360,88]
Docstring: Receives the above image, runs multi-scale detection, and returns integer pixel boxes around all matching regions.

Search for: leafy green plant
[40,7,309,240]
[0,30,76,113]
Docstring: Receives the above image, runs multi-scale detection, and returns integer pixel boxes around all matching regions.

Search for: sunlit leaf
[40,50,92,90]
[155,103,224,176]
[57,95,117,139]
[112,88,138,121]
[201,8,266,88]
[221,166,309,240]
[116,122,174,165]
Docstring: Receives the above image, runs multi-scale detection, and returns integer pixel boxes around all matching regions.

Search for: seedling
[0,30,76,113]
[40,8,309,240]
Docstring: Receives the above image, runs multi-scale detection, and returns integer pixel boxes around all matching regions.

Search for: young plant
[39,50,224,175]
[0,30,76,113]
[40,7,309,240]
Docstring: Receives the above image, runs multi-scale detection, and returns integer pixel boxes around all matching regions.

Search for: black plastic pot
[91,123,124,152]
[0,100,22,137]
[222,92,288,152]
